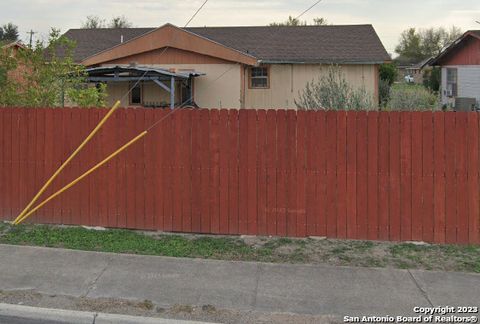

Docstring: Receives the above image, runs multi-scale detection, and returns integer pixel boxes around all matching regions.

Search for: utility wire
[119,70,149,103]
[295,0,323,20]
[117,0,211,102]
[185,0,209,27]
[146,64,239,132]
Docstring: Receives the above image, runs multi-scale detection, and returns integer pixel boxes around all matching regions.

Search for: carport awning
[85,65,205,82]
[85,65,205,109]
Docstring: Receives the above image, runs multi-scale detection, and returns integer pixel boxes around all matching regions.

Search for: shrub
[295,65,374,111]
[379,79,391,108]
[423,67,441,92]
[379,63,397,86]
[387,84,439,111]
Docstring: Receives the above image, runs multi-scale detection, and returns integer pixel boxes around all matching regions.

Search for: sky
[1,0,480,55]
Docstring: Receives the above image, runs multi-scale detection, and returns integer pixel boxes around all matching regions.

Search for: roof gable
[101,46,233,65]
[431,30,480,66]
[81,24,257,66]
[1,41,26,50]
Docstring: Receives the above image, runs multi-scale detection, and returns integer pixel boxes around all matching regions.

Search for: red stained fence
[0,107,479,244]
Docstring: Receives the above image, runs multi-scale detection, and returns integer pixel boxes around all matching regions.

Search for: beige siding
[102,63,241,109]
[244,64,378,109]
[102,63,378,110]
[106,82,129,107]
[172,64,240,109]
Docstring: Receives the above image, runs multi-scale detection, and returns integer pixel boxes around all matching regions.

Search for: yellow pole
[15,131,148,225]
[13,100,121,224]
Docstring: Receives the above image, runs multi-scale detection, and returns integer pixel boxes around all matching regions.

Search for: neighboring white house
[431,30,480,110]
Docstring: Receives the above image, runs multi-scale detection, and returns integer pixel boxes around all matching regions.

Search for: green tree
[109,16,133,28]
[269,16,329,26]
[313,17,328,25]
[395,26,462,63]
[0,23,19,42]
[395,28,423,63]
[0,28,107,107]
[81,15,106,29]
[295,65,374,111]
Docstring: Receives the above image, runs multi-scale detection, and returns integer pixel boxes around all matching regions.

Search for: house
[1,41,27,83]
[63,23,390,109]
[396,57,432,84]
[430,30,480,110]
[1,40,25,52]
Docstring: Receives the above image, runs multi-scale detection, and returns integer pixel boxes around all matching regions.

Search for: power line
[184,0,209,27]
[117,0,211,104]
[295,0,323,20]
[146,64,239,132]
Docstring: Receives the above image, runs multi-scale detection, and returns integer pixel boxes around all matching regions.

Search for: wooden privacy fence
[0,107,479,245]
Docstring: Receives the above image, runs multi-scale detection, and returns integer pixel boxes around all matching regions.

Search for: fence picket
[0,108,478,244]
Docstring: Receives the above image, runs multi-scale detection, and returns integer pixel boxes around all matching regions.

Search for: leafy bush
[379,63,397,86]
[295,65,374,110]
[0,28,107,107]
[379,79,391,108]
[387,84,439,111]
[423,67,441,92]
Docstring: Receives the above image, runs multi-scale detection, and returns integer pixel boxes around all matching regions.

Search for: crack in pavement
[83,257,112,298]
[251,263,263,309]
[408,270,433,307]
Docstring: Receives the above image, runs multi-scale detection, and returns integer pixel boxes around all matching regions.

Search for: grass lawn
[1,222,479,273]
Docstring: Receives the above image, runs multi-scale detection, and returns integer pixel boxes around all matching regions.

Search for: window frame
[248,66,270,89]
[446,68,458,98]
[129,82,143,106]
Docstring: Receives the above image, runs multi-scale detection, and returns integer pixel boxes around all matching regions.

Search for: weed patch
[0,224,478,273]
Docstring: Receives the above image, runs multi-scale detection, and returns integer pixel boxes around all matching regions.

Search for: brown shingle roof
[63,28,152,62]
[64,24,390,64]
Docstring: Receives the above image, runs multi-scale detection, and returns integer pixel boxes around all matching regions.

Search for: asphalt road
[0,315,72,324]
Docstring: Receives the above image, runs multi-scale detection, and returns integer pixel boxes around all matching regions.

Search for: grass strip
[0,222,479,273]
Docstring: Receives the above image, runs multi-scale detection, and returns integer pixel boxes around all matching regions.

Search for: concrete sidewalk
[0,244,478,319]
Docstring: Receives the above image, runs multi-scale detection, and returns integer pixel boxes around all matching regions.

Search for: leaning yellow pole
[13,100,121,224]
[15,131,148,225]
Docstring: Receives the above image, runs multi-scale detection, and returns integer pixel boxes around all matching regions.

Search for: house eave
[258,60,390,65]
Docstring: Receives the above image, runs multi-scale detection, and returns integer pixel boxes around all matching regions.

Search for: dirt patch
[0,290,341,324]
[240,235,480,273]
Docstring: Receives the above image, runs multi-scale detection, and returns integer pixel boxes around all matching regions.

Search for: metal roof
[85,65,205,79]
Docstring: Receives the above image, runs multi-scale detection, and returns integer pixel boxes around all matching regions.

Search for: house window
[446,68,457,97]
[249,67,269,89]
[130,83,143,105]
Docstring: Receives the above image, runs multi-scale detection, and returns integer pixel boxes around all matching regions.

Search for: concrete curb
[0,303,94,324]
[0,303,211,324]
